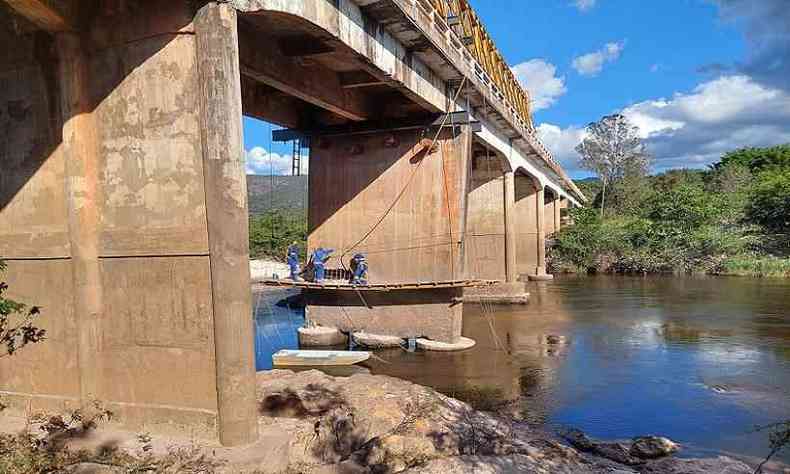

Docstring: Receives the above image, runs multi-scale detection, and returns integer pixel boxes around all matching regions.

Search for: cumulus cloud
[536,123,587,174]
[511,59,567,111]
[712,0,790,91]
[621,75,790,170]
[572,41,625,76]
[572,0,596,12]
[539,75,790,176]
[245,146,308,175]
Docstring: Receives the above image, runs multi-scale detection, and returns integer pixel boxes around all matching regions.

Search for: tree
[575,114,651,217]
[0,261,45,359]
[748,168,790,234]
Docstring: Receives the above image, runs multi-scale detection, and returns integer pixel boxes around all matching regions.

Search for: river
[252,275,790,465]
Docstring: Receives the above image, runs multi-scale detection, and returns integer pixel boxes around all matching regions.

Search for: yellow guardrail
[428,0,532,129]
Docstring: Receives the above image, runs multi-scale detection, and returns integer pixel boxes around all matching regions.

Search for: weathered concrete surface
[298,326,349,347]
[465,158,507,282]
[195,2,258,446]
[352,331,404,348]
[0,1,255,445]
[308,128,467,284]
[305,288,463,343]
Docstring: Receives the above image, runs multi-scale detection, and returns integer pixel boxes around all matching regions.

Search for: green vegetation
[249,209,308,260]
[550,144,790,276]
[0,261,45,359]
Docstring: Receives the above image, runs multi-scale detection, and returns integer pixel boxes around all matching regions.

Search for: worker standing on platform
[311,247,334,282]
[286,241,301,281]
[349,253,369,285]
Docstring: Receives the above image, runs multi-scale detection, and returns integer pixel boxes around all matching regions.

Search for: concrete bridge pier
[0,1,257,446]
[304,126,471,343]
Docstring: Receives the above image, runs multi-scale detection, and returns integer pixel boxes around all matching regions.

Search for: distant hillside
[247,175,308,215]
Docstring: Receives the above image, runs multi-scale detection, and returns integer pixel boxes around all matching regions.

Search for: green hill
[246,175,308,215]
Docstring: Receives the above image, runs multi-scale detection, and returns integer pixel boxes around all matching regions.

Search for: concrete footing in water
[526,273,554,281]
[416,337,476,351]
[352,331,403,349]
[463,281,529,304]
[298,326,348,347]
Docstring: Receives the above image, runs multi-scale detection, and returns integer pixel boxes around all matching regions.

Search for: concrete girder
[472,117,582,207]
[2,0,72,31]
[230,0,446,115]
[237,21,373,122]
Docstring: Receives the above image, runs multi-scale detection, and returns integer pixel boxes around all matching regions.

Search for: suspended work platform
[252,278,499,291]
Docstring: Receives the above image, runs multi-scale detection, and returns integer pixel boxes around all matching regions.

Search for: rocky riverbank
[1,370,760,473]
[247,370,754,473]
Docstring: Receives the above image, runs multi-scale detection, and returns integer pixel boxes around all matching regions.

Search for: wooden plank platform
[252,278,500,291]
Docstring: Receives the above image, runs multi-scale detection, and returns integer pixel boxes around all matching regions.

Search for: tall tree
[575,114,650,217]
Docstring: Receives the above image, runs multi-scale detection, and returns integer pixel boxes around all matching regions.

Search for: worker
[349,253,369,285]
[286,241,301,281]
[311,247,334,282]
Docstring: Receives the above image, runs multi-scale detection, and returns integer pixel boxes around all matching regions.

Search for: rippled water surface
[253,275,790,464]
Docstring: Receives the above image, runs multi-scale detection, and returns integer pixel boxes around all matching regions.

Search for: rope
[340,77,469,264]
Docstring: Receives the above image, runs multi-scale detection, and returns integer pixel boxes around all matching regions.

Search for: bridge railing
[425,0,532,130]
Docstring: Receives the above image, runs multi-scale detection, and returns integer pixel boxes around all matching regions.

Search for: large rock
[630,435,680,459]
[639,456,752,473]
[252,371,759,474]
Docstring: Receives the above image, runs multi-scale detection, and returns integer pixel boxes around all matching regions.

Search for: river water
[252,275,790,465]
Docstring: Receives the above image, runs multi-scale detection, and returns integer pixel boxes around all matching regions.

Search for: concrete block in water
[416,336,476,352]
[298,326,348,347]
[352,331,404,349]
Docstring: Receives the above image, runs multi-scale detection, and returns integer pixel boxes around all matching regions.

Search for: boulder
[639,455,752,473]
[630,435,680,459]
[563,428,595,451]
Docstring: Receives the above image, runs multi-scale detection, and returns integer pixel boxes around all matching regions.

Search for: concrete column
[535,186,546,275]
[457,126,473,280]
[195,2,257,446]
[554,197,562,233]
[503,170,517,282]
[58,33,102,404]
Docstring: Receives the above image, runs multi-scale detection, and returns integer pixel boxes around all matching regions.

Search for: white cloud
[540,74,790,176]
[511,59,567,111]
[244,146,308,175]
[572,0,596,12]
[536,123,587,174]
[572,41,625,76]
[620,74,790,170]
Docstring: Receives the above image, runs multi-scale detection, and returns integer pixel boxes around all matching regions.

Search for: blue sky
[245,0,790,178]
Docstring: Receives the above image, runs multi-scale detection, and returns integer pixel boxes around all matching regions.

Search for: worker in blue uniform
[286,241,301,281]
[349,253,369,285]
[311,247,334,282]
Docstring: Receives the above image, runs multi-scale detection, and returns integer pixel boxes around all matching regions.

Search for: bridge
[0,0,585,446]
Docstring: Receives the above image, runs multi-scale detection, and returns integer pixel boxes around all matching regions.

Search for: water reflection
[252,275,790,464]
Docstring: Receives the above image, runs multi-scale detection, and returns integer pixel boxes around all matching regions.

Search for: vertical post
[503,170,517,282]
[554,197,562,233]
[535,186,546,275]
[195,2,257,446]
[457,126,473,279]
[58,33,102,404]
